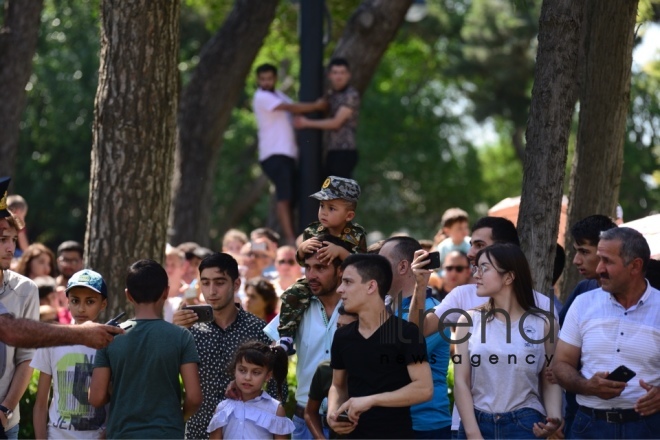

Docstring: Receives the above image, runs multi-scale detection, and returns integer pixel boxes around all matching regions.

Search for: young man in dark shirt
[293,58,360,178]
[328,254,432,439]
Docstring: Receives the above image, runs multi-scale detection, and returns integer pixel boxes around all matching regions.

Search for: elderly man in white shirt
[553,227,660,439]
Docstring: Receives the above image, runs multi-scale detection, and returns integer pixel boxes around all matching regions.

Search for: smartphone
[183,304,214,323]
[607,365,636,383]
[337,411,350,423]
[426,251,441,270]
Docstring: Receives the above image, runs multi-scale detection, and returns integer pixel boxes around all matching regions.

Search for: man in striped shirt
[554,227,660,439]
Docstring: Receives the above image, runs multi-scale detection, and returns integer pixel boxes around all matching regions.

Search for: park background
[1,0,660,436]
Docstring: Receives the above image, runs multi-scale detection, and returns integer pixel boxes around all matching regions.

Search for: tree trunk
[561,0,638,300]
[168,0,279,246]
[85,0,180,320]
[332,0,413,95]
[517,0,582,296]
[0,0,44,177]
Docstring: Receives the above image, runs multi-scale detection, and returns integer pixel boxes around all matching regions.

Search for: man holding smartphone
[553,228,660,439]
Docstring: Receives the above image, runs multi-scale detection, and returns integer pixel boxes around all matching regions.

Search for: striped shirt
[559,282,660,409]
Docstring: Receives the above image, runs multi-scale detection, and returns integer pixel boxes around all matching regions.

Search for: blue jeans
[569,408,660,439]
[414,425,452,439]
[4,424,18,440]
[457,408,544,439]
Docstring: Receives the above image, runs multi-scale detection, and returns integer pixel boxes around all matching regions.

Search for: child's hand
[299,238,322,255]
[317,242,344,265]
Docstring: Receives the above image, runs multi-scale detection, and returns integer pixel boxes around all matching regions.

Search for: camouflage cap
[309,176,361,203]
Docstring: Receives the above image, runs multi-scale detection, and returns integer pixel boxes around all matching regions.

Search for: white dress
[206,392,295,439]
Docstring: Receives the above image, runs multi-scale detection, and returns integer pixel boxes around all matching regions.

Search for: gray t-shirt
[94,319,199,439]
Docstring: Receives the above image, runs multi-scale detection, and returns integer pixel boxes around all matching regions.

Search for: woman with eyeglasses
[453,243,562,439]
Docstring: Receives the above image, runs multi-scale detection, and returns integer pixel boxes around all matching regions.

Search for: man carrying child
[278,176,366,354]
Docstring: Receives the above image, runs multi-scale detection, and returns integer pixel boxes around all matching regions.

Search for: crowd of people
[1,168,660,440]
[1,55,660,440]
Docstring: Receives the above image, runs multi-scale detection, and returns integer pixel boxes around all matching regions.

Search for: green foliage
[19,370,40,439]
[15,0,100,247]
[620,60,660,220]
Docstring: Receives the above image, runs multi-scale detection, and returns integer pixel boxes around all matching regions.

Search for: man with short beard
[264,247,344,440]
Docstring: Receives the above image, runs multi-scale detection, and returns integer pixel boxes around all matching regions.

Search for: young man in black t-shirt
[328,254,433,439]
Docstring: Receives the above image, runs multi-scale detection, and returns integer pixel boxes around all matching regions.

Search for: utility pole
[298,0,325,231]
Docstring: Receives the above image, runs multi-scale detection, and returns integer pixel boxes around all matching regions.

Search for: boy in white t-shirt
[30,269,109,439]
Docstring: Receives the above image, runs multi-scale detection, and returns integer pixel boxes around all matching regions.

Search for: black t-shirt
[330,315,427,439]
[309,360,332,402]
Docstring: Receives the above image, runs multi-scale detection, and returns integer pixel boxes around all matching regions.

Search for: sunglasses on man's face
[444,265,468,273]
[277,259,296,266]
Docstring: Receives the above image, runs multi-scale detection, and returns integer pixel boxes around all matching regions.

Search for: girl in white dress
[208,341,294,439]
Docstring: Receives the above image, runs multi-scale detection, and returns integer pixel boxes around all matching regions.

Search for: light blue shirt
[398,293,452,431]
[263,297,341,406]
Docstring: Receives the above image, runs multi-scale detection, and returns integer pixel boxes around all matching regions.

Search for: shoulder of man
[238,308,267,328]
[4,270,38,296]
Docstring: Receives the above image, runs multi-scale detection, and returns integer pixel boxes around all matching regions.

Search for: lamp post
[298,0,325,232]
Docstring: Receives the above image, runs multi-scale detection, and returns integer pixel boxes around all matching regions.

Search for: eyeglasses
[277,259,296,266]
[471,263,505,276]
[444,266,468,273]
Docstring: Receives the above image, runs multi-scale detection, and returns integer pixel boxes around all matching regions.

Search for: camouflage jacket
[296,221,367,266]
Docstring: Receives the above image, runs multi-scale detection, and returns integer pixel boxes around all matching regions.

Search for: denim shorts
[457,407,544,439]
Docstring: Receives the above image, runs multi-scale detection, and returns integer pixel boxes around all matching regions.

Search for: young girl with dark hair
[207,341,294,439]
[454,243,563,439]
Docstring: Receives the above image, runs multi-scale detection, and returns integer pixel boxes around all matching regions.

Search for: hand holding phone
[183,304,214,323]
[607,365,636,383]
[426,251,441,270]
[106,312,126,327]
[336,411,351,423]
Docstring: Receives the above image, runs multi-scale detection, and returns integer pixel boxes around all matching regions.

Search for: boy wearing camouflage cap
[277,176,366,354]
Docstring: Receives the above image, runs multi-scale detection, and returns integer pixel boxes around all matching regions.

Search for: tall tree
[517,0,582,295]
[85,0,180,319]
[0,0,44,177]
[332,0,413,95]
[561,0,639,299]
[168,0,279,246]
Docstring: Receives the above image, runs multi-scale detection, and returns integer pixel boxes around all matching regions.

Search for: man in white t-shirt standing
[253,64,324,245]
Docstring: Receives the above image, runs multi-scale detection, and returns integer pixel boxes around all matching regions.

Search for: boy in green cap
[277,176,366,354]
